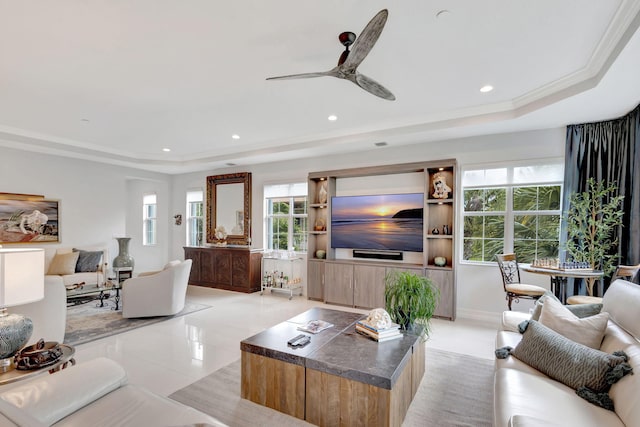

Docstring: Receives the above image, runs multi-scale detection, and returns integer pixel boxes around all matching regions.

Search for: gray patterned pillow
[511,321,631,394]
[73,249,103,273]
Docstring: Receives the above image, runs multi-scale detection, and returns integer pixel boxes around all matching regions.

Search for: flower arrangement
[213,226,228,245]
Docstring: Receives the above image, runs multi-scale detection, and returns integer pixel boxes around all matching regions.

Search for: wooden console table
[240,307,425,427]
[184,246,262,292]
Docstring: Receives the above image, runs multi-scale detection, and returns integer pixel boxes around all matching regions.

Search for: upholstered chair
[9,275,67,346]
[567,263,640,305]
[496,253,546,310]
[121,259,192,318]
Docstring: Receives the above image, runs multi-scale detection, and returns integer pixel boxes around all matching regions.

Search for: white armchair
[9,275,67,346]
[121,259,192,319]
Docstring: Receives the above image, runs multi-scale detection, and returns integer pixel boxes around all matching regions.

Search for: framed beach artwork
[0,193,60,244]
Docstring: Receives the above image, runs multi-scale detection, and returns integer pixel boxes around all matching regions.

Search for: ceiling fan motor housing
[339,32,356,47]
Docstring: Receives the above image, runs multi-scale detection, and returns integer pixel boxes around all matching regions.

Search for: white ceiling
[1,1,640,174]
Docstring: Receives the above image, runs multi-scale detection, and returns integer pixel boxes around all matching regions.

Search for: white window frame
[143,193,157,246]
[460,160,563,264]
[186,190,204,246]
[264,183,308,253]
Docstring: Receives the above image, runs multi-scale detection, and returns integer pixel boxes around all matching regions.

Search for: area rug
[64,302,211,346]
[169,347,494,427]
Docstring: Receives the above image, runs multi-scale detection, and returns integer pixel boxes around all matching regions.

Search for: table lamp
[0,248,45,372]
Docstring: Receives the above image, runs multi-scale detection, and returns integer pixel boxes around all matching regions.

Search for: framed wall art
[0,193,60,244]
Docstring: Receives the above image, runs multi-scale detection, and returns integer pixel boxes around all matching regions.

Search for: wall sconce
[174,214,182,226]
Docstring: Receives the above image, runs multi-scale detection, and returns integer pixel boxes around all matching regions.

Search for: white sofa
[45,247,109,288]
[0,357,226,426]
[494,279,640,427]
[121,260,191,319]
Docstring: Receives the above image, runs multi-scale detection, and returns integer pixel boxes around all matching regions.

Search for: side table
[0,344,76,386]
[114,267,133,283]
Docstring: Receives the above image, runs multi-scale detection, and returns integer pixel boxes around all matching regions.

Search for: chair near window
[496,253,546,310]
[567,263,640,305]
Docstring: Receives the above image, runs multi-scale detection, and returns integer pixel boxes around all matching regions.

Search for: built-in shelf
[307,160,457,320]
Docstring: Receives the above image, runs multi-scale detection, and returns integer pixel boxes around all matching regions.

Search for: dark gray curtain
[563,103,640,294]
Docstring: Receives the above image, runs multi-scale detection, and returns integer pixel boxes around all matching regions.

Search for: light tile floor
[73,286,498,397]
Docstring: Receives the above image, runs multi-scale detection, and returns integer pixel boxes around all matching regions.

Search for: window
[143,194,157,246]
[264,183,308,252]
[186,190,203,246]
[462,163,563,263]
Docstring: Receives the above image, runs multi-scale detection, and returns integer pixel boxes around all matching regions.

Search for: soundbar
[352,250,403,261]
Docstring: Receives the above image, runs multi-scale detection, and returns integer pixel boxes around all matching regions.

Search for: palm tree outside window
[264,183,308,252]
[462,163,563,263]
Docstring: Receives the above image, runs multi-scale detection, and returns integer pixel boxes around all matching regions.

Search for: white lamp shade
[0,248,45,307]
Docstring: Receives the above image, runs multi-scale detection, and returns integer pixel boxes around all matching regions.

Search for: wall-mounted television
[331,193,424,252]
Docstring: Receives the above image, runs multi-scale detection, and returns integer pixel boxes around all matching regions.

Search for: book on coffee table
[355,324,402,342]
[297,320,334,334]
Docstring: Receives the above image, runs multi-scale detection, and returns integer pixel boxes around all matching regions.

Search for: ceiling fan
[266,9,395,101]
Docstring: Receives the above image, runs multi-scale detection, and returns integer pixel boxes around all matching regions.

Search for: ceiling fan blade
[353,73,396,101]
[266,71,331,80]
[341,9,388,72]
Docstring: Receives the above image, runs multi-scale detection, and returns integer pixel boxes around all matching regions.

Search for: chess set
[531,258,593,272]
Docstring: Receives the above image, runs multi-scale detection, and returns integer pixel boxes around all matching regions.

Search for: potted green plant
[384,270,440,338]
[564,178,624,295]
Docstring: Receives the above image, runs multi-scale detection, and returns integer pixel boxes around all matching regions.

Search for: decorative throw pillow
[539,297,608,349]
[530,291,602,322]
[530,291,559,321]
[72,249,103,273]
[567,303,604,319]
[47,252,80,275]
[509,320,632,410]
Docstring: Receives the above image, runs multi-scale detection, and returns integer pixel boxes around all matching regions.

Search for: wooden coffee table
[240,307,425,427]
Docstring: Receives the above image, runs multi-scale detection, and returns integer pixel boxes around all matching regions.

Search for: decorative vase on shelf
[317,181,328,204]
[113,237,135,270]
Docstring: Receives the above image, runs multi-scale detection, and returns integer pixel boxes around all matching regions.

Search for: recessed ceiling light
[480,85,494,93]
[162,148,171,152]
[232,134,240,140]
[328,115,338,121]
[80,118,90,123]
[226,162,237,166]
[374,142,387,147]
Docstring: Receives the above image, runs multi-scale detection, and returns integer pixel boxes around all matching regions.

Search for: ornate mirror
[206,172,252,245]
